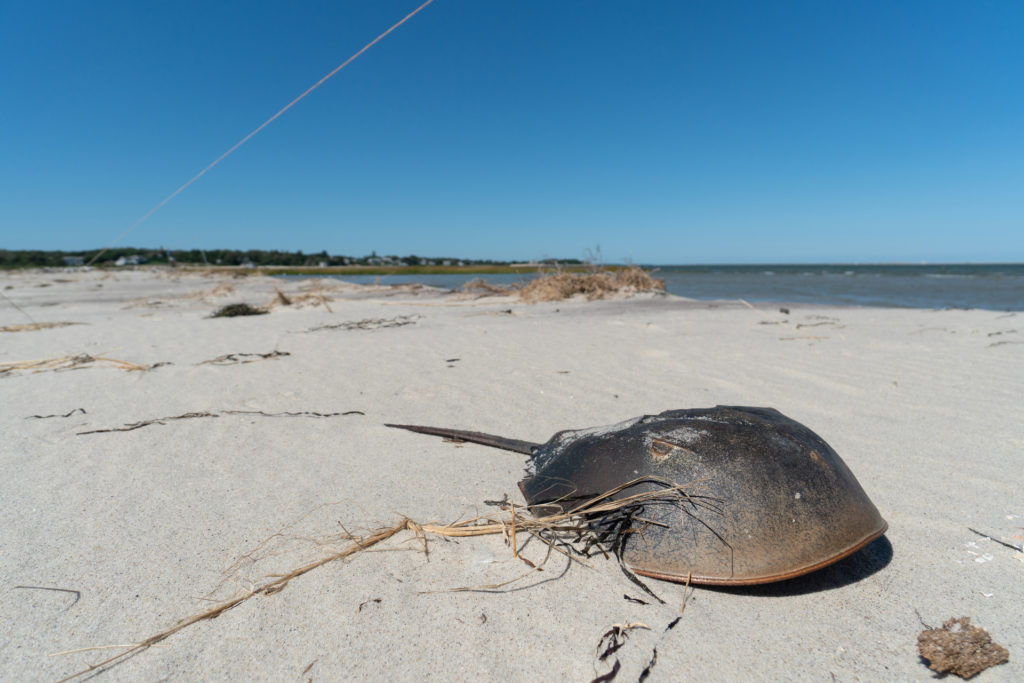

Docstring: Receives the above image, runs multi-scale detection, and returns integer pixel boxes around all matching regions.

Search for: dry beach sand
[1,267,1021,681]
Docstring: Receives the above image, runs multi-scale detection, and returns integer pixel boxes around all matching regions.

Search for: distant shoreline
[246,264,629,276]
[0,262,627,276]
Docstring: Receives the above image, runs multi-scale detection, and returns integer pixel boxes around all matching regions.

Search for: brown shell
[518,406,887,585]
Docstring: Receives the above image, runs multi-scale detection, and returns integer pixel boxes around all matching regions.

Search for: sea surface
[294,264,1024,311]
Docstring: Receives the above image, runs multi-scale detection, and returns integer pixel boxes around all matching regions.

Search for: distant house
[239,260,256,268]
[114,255,146,266]
[63,256,84,266]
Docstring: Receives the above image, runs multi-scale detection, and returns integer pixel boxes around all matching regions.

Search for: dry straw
[519,266,666,303]
[57,477,698,681]
[0,353,156,377]
[459,266,665,303]
[0,321,82,333]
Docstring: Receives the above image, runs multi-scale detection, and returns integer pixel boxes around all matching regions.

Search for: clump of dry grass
[0,353,160,377]
[55,477,696,681]
[519,266,665,303]
[0,322,83,333]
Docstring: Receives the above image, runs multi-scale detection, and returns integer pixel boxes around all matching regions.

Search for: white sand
[1,267,1020,681]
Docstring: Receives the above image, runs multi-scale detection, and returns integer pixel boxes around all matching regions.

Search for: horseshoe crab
[387,406,887,586]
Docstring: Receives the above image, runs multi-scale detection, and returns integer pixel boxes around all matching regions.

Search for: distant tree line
[0,247,581,269]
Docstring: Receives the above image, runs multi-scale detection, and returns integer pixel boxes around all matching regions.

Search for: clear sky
[2,1,1022,264]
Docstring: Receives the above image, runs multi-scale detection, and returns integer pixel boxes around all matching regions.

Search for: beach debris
[26,408,87,419]
[388,405,888,586]
[638,648,658,682]
[0,354,162,377]
[78,411,219,434]
[590,660,620,682]
[224,409,364,418]
[210,302,267,317]
[967,527,1023,553]
[917,617,1009,679]
[796,321,844,329]
[266,286,334,312]
[199,350,290,365]
[302,314,420,332]
[77,409,363,435]
[356,598,382,613]
[597,622,650,661]
[13,585,81,609]
[55,482,695,680]
[592,622,650,682]
[623,594,648,605]
[519,267,665,303]
[461,278,514,297]
[1,321,82,333]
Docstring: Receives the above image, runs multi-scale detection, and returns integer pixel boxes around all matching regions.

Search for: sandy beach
[1,267,1020,681]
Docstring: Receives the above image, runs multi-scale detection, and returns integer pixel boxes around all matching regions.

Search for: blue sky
[2,1,1022,264]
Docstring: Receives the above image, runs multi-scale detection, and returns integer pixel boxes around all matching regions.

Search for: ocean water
[298,264,1024,311]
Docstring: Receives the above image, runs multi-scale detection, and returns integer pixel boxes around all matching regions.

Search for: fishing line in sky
[86,0,437,267]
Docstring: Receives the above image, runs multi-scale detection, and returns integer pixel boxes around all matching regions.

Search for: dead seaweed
[597,622,650,661]
[637,647,658,682]
[302,314,420,332]
[593,623,649,683]
[26,408,87,419]
[1,322,83,333]
[77,409,363,435]
[0,354,163,377]
[590,660,620,683]
[77,411,219,435]
[209,303,267,318]
[519,267,665,303]
[199,351,290,366]
[56,522,410,683]
[356,598,382,613]
[222,410,364,418]
[56,478,696,681]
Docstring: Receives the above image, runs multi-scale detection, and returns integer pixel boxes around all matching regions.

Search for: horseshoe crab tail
[385,423,539,455]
